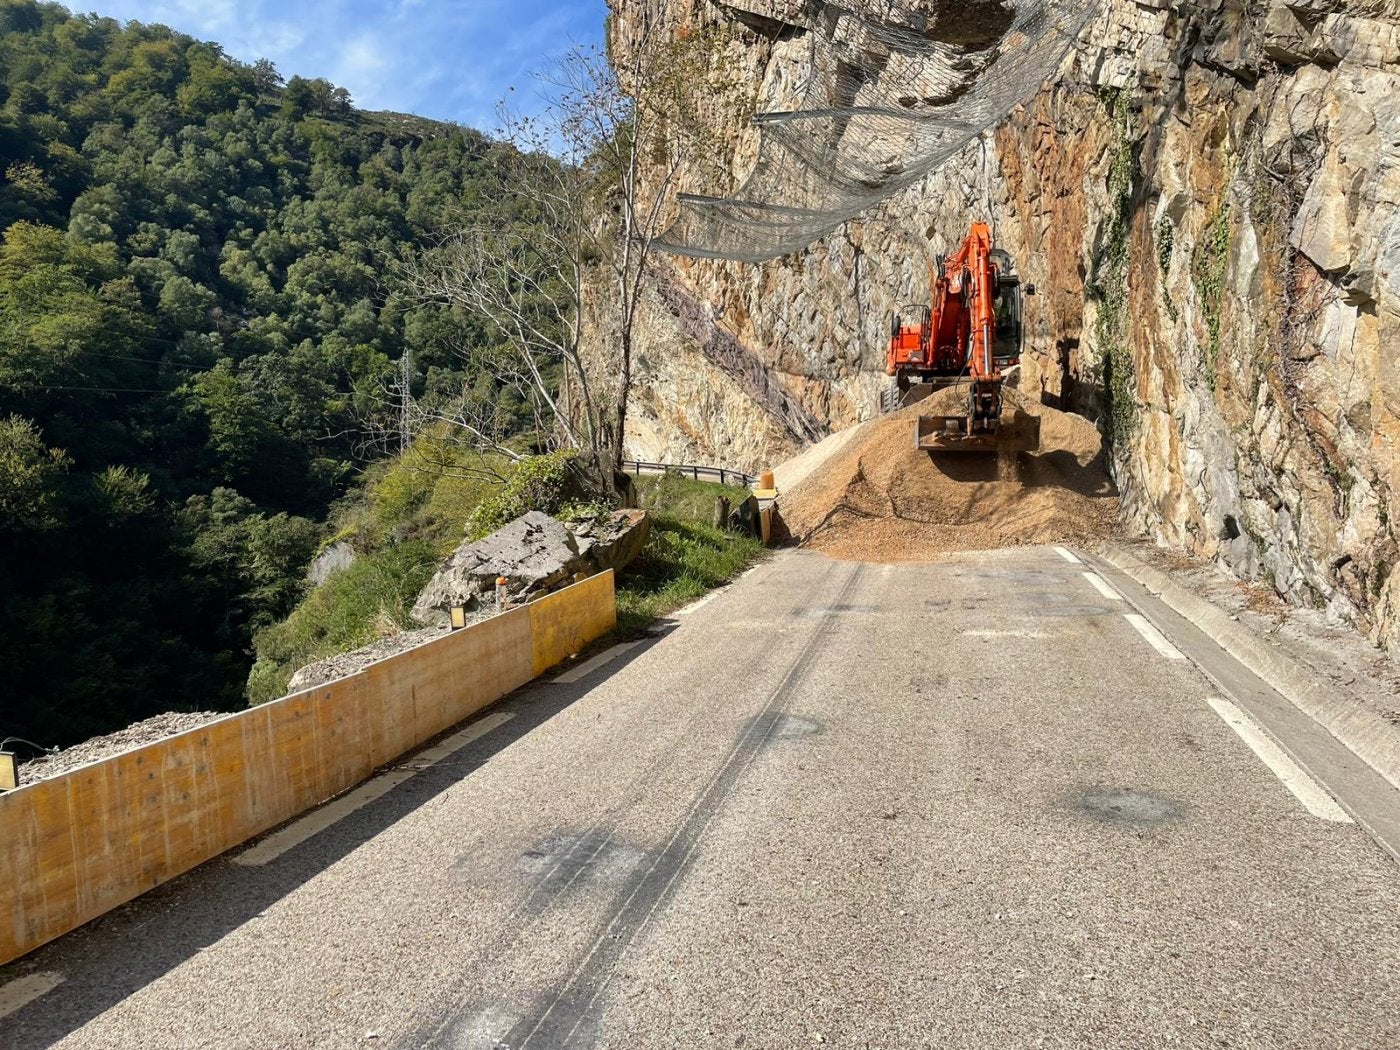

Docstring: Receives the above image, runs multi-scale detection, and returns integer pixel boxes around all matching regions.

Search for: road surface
[3,546,1399,1048]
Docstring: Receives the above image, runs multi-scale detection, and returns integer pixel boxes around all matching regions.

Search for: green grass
[615,475,766,635]
[247,466,765,702]
[246,540,440,704]
[334,448,510,557]
[632,472,745,520]
[248,443,510,703]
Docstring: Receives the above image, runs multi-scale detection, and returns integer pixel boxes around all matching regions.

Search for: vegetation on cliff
[246,451,761,702]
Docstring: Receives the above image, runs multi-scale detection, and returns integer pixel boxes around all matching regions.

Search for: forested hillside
[0,0,544,746]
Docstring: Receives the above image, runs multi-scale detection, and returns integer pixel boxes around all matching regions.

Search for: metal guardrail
[620,460,757,488]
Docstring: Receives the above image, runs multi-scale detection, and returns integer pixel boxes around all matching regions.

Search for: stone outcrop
[411,510,651,624]
[305,541,356,586]
[570,508,654,573]
[604,0,1400,653]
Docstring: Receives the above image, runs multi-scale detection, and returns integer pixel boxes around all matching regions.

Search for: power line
[64,350,207,371]
[26,385,178,394]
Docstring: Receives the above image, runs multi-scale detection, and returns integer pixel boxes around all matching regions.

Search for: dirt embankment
[777,388,1120,562]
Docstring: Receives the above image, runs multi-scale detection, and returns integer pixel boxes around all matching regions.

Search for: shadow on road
[0,636,664,1048]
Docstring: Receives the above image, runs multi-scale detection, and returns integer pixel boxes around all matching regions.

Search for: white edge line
[0,972,65,1020]
[1082,571,1122,601]
[1205,697,1354,823]
[1054,546,1081,564]
[234,711,515,866]
[403,710,516,767]
[553,641,642,683]
[1124,613,1186,660]
[674,591,720,616]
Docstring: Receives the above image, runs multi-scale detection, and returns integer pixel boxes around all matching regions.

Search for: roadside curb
[1097,544,1400,796]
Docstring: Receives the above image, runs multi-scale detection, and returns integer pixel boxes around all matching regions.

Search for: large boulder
[569,508,652,573]
[411,509,652,626]
[411,511,592,625]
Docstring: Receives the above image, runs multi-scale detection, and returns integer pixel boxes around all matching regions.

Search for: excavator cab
[989,250,1026,371]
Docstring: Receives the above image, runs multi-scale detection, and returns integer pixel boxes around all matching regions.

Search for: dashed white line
[0,973,64,1020]
[234,711,515,866]
[553,641,642,682]
[1082,571,1122,601]
[963,629,1050,639]
[1205,697,1354,823]
[1054,546,1081,564]
[1124,613,1186,660]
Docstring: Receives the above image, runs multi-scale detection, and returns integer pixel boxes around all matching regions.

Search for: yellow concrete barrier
[529,570,617,675]
[0,571,615,967]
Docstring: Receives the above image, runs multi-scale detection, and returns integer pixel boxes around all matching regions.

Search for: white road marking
[674,592,719,616]
[0,973,64,1019]
[963,629,1050,639]
[234,712,515,866]
[1124,613,1186,660]
[553,641,642,682]
[402,711,516,768]
[1054,546,1081,564]
[1082,571,1122,601]
[1205,697,1354,823]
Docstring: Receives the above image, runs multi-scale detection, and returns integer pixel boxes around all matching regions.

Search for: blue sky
[86,0,609,130]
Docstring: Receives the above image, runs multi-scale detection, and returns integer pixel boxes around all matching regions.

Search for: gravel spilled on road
[777,386,1120,562]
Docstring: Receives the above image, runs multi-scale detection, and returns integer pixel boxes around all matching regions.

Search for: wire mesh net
[656,0,1101,262]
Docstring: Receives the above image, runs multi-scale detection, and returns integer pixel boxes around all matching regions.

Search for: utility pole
[398,348,411,452]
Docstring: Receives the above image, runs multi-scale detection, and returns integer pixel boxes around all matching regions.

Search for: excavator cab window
[992,277,1022,366]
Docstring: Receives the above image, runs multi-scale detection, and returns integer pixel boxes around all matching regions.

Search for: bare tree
[398,6,718,486]
[399,216,600,454]
[542,30,690,463]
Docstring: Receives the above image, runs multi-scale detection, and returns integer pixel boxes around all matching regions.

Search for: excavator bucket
[914,410,1041,454]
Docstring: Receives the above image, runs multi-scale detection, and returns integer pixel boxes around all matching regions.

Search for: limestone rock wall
[605,0,1400,653]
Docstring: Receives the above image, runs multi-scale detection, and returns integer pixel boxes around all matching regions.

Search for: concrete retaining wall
[0,571,616,966]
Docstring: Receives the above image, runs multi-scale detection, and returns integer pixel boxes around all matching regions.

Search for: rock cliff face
[605,0,1400,654]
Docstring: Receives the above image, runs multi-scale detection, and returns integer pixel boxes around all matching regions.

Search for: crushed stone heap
[778,388,1120,562]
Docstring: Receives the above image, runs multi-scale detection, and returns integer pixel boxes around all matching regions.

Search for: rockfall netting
[657,0,1100,262]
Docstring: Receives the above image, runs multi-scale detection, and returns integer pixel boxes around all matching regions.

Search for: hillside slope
[0,1,548,745]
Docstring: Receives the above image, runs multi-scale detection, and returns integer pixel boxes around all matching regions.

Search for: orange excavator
[883,222,1039,453]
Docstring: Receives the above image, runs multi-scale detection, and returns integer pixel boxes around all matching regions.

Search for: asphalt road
[3,546,1399,1049]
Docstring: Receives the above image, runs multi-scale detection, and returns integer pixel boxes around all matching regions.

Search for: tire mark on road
[506,561,869,1049]
[408,558,852,1050]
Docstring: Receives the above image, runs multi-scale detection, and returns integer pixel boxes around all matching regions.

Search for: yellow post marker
[449,606,467,631]
[0,751,17,792]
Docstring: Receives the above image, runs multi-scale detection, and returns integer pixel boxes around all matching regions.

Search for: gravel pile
[779,387,1119,561]
[285,608,499,694]
[18,711,225,784]
[16,617,505,786]
[286,626,451,693]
